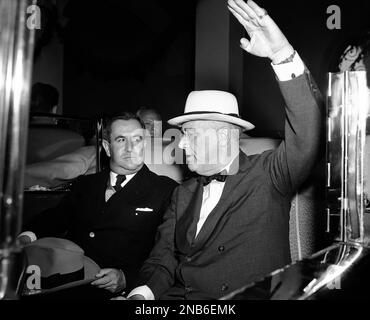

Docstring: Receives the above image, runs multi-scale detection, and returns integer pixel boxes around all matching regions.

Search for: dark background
[62,0,196,120]
[241,0,370,136]
[33,0,370,136]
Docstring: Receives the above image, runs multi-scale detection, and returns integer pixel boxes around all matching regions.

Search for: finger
[228,5,257,32]
[91,276,111,286]
[247,0,267,18]
[240,37,251,52]
[228,5,249,26]
[97,282,115,289]
[95,269,110,278]
[228,0,252,22]
[231,0,260,21]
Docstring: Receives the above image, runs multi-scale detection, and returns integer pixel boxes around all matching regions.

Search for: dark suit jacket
[137,70,324,299]
[25,165,178,291]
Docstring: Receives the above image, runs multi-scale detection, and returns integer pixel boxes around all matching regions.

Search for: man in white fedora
[119,0,323,300]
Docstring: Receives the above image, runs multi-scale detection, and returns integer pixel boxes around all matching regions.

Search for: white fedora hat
[168,90,255,131]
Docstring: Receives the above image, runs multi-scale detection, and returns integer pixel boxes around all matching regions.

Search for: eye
[132,136,143,143]
[116,137,125,143]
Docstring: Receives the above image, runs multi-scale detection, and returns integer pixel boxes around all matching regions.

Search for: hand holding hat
[20,237,101,296]
[227,0,294,64]
[91,268,126,294]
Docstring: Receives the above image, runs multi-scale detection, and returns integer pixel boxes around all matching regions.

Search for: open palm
[228,0,292,61]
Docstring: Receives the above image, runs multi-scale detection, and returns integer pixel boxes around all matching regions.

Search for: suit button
[185,256,192,262]
[218,246,225,252]
[89,232,95,238]
[221,284,228,292]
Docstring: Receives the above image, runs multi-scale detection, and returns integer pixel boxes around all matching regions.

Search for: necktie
[113,174,126,192]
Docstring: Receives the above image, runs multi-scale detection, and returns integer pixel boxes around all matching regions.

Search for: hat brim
[168,113,255,131]
[22,256,100,296]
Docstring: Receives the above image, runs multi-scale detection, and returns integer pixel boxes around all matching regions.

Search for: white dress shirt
[112,52,306,300]
[195,161,234,237]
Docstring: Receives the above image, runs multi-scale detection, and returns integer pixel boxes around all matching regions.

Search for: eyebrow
[114,133,143,140]
[114,135,127,141]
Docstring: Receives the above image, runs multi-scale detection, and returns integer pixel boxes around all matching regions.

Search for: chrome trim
[0,0,35,300]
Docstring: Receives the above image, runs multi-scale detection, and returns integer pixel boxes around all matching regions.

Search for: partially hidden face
[179,120,232,176]
[104,119,146,174]
[139,110,162,137]
[338,45,366,72]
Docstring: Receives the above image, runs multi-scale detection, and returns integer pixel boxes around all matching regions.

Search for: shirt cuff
[127,285,155,300]
[18,231,37,242]
[271,51,305,82]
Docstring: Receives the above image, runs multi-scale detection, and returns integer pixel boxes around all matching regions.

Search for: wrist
[271,44,295,65]
[118,269,126,290]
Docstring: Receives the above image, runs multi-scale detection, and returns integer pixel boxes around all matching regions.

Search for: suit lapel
[94,170,110,209]
[190,152,253,253]
[175,177,203,253]
[175,178,200,254]
[80,170,109,224]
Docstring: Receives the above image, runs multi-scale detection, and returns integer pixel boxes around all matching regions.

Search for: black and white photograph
[1,0,370,313]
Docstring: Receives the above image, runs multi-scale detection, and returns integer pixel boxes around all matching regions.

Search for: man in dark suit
[20,112,178,296]
[120,0,323,300]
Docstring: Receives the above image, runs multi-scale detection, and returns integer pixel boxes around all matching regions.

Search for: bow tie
[199,172,227,186]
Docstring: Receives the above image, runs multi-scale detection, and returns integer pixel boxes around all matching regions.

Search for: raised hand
[227,0,294,63]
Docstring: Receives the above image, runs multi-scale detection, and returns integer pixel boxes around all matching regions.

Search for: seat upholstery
[27,127,85,164]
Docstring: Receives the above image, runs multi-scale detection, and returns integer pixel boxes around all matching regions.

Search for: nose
[179,134,187,150]
[125,140,133,152]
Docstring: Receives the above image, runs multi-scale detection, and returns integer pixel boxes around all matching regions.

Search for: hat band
[41,267,84,289]
[183,111,241,118]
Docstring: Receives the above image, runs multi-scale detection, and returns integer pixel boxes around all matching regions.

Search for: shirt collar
[109,171,136,188]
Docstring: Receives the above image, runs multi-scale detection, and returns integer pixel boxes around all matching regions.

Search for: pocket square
[135,207,153,212]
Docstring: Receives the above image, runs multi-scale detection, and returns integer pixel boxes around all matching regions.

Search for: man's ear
[102,139,111,157]
[143,134,148,148]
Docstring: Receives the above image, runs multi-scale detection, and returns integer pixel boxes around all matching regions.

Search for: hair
[103,112,146,141]
[30,82,59,113]
[136,107,162,121]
